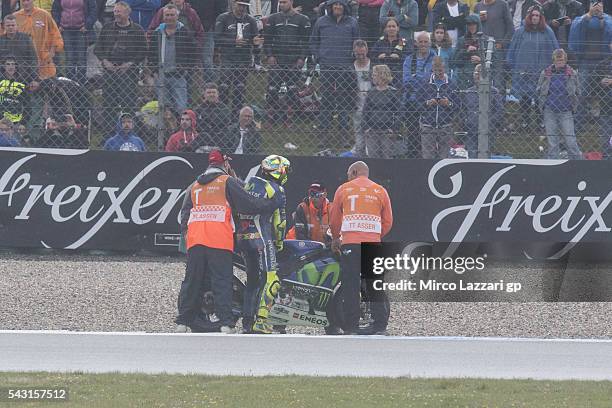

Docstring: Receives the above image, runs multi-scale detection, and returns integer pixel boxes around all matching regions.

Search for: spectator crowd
[0,0,610,158]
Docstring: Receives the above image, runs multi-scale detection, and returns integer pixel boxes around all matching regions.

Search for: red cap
[208,149,231,166]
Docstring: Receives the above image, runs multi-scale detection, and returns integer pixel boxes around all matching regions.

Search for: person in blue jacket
[104,113,146,151]
[126,0,160,30]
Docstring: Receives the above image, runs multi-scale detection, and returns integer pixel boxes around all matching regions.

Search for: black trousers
[318,67,354,131]
[220,65,250,114]
[358,6,382,46]
[340,243,390,331]
[266,65,301,122]
[176,245,234,327]
[101,67,139,133]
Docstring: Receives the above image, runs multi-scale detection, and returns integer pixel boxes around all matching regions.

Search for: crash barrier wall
[2,45,611,159]
[1,149,611,255]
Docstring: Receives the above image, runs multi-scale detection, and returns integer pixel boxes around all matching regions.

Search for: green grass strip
[0,372,610,407]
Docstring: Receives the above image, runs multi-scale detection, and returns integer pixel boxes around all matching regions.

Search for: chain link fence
[1,36,610,159]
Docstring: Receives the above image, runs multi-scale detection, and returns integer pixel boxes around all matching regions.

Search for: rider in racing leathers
[237,155,291,334]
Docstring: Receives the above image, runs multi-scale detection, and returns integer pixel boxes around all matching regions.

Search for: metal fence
[1,40,610,159]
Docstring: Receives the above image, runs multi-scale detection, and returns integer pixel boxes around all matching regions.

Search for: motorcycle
[189,239,368,333]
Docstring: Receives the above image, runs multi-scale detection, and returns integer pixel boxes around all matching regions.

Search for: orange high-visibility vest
[285,226,296,239]
[298,200,331,243]
[186,175,235,251]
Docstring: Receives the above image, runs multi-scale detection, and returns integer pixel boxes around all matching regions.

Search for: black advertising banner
[1,149,612,254]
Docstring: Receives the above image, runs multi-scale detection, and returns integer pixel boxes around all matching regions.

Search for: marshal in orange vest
[186,174,235,251]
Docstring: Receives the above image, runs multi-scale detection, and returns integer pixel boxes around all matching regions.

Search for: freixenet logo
[0,154,193,249]
[427,160,612,259]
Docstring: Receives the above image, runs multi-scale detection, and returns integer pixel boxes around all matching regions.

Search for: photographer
[37,113,88,148]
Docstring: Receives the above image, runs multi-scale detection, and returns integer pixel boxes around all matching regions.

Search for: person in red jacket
[330,160,393,335]
[165,109,198,151]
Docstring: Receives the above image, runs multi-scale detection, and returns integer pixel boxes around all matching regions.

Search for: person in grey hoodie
[310,0,360,141]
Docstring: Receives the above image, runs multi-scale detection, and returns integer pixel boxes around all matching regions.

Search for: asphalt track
[1,331,611,380]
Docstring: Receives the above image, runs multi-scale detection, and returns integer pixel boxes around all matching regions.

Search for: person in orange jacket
[330,160,393,335]
[14,0,64,79]
[294,181,332,244]
[176,149,280,334]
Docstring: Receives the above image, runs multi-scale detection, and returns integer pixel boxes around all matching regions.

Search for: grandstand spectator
[163,105,180,134]
[51,0,97,85]
[402,31,435,156]
[542,0,583,49]
[569,1,612,131]
[430,0,469,46]
[103,112,146,150]
[148,3,197,113]
[187,0,227,84]
[594,42,611,157]
[507,5,559,127]
[0,56,30,125]
[352,39,372,155]
[430,22,454,68]
[371,17,407,87]
[461,63,503,157]
[264,0,311,125]
[417,0,428,25]
[0,15,39,86]
[379,0,418,50]
[165,109,198,151]
[362,64,401,158]
[417,56,458,158]
[96,0,116,24]
[225,105,262,154]
[474,0,514,89]
[38,113,88,148]
[148,0,204,48]
[508,0,537,30]
[358,0,383,45]
[196,82,232,136]
[126,0,160,29]
[0,118,20,146]
[294,0,324,24]
[94,1,147,131]
[16,123,33,146]
[34,0,54,12]
[215,0,262,113]
[15,0,64,80]
[310,0,360,143]
[1,1,18,20]
[537,48,582,159]
[452,13,481,88]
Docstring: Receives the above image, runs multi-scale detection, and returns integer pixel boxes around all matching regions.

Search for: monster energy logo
[317,291,331,309]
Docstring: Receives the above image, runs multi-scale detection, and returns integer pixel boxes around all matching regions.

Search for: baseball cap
[208,149,232,166]
[308,182,327,197]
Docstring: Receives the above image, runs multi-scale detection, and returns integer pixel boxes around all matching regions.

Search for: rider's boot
[252,271,280,334]
[252,317,273,334]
